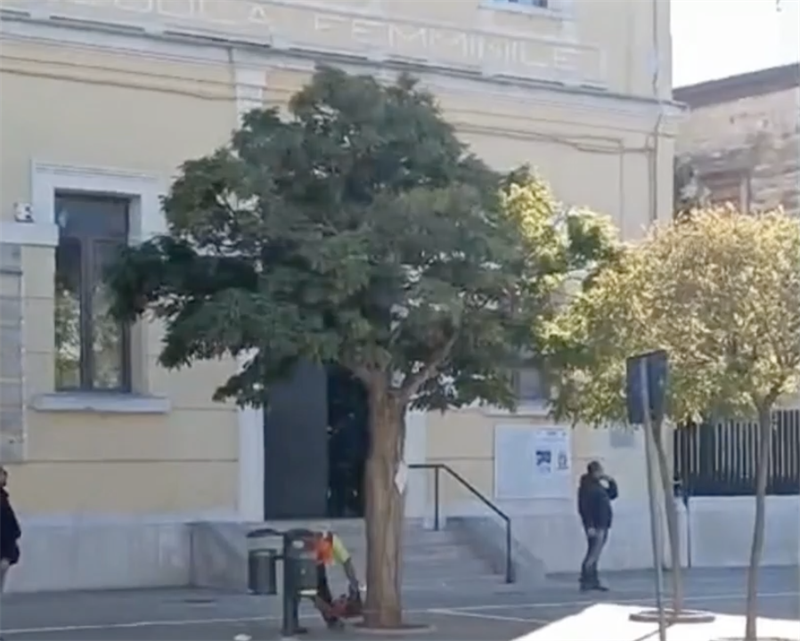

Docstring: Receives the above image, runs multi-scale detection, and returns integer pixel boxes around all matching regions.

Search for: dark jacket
[0,488,22,564]
[577,474,618,530]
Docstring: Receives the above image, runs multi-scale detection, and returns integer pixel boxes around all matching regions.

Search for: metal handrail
[408,462,513,583]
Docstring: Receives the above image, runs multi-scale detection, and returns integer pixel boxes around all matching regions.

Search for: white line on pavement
[0,605,450,635]
[4,590,797,635]
[429,608,548,624]
[441,590,800,612]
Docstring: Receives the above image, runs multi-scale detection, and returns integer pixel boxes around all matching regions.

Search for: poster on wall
[494,425,572,500]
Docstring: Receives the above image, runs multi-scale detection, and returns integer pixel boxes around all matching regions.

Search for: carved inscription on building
[2,0,601,82]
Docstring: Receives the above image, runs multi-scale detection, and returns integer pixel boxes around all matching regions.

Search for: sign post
[626,350,669,641]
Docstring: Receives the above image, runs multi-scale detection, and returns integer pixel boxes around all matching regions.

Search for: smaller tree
[547,207,800,640]
[648,208,800,641]
[542,245,696,615]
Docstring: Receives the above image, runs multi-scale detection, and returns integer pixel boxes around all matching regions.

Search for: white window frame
[477,368,551,418]
[27,160,170,414]
[479,0,570,18]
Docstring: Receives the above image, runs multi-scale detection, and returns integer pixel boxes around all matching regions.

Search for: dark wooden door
[262,361,328,519]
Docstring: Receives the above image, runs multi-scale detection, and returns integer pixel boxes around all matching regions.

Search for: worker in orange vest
[308,530,362,630]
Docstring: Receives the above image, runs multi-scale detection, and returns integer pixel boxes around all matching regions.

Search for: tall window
[54,193,131,392]
[513,367,547,404]
[705,169,752,213]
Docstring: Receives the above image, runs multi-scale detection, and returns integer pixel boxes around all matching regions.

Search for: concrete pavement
[1,567,797,640]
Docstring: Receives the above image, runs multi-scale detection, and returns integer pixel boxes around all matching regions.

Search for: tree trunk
[652,427,684,615]
[363,383,406,629]
[744,407,773,641]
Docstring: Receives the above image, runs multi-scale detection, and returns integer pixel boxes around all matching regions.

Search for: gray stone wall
[0,243,25,462]
[676,86,800,215]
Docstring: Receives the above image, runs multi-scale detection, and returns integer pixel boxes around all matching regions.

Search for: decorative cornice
[32,160,164,186]
[2,11,684,135]
[247,52,684,132]
[32,160,164,188]
[30,160,169,240]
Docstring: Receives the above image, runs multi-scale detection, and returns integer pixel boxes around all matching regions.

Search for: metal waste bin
[283,529,319,597]
[248,548,279,595]
[246,527,281,596]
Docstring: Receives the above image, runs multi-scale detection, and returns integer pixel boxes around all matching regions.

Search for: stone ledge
[0,221,59,247]
[31,392,171,414]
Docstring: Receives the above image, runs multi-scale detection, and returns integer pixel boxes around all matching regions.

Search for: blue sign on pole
[625,350,669,425]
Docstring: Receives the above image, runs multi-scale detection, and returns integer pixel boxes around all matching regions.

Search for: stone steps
[326,521,501,584]
[190,518,508,592]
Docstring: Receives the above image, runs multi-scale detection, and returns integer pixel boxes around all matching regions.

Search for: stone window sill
[479,0,565,20]
[0,221,59,247]
[31,392,171,414]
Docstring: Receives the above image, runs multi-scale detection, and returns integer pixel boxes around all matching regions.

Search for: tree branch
[766,377,787,407]
[400,332,458,402]
[343,357,373,386]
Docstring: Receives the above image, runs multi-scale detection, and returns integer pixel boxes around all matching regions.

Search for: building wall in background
[675,63,800,216]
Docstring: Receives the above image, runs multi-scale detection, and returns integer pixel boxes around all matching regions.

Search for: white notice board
[493,425,572,500]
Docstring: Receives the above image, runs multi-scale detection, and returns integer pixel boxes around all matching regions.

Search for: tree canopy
[545,205,800,425]
[107,66,616,414]
[543,206,800,637]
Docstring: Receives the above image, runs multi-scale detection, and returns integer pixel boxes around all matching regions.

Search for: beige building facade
[1,0,682,591]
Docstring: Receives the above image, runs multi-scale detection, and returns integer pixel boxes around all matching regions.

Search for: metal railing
[408,463,513,583]
[675,410,800,496]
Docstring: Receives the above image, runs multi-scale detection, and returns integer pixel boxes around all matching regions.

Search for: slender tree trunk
[744,406,773,641]
[363,383,406,629]
[652,429,684,615]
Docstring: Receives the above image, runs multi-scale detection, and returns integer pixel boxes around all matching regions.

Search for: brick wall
[676,86,800,215]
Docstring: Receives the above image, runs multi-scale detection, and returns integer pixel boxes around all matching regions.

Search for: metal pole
[686,495,693,569]
[640,359,668,641]
[505,523,513,583]
[280,532,297,637]
[434,467,440,531]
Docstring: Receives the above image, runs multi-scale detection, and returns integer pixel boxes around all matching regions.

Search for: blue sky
[671,0,800,87]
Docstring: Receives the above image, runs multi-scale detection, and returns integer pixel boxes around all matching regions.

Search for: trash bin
[246,527,281,596]
[283,529,319,597]
[248,548,279,595]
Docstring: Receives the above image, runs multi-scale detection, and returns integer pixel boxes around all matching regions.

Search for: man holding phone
[577,460,618,591]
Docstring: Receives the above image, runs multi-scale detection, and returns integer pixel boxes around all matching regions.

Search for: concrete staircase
[190,518,511,593]
[333,519,510,590]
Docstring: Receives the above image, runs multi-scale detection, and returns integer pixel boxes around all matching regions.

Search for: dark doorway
[261,362,369,521]
[326,365,369,518]
[263,361,329,520]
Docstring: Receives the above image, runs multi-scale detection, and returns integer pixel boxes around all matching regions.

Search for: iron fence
[674,410,800,496]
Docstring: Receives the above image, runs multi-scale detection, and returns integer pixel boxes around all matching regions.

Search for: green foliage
[107,66,614,410]
[545,206,800,427]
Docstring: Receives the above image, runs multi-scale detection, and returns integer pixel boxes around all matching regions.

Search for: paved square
[1,567,797,640]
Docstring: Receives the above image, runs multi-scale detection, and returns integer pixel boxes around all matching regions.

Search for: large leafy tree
[545,207,800,640]
[107,66,614,628]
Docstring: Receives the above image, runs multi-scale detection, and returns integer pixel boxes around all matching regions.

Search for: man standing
[1,465,22,640]
[577,460,618,591]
